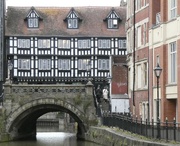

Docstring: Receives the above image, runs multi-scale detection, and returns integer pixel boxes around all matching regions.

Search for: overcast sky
[6,0,122,7]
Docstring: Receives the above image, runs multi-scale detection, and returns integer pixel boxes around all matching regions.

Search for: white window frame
[169,0,177,19]
[118,39,126,49]
[108,19,118,29]
[68,19,78,28]
[18,39,30,48]
[18,59,30,70]
[38,39,51,48]
[58,39,70,48]
[58,59,70,70]
[169,42,177,83]
[98,39,111,48]
[98,59,109,70]
[38,59,51,70]
[143,62,148,87]
[78,59,90,70]
[137,26,141,48]
[78,39,91,48]
[28,11,39,28]
[137,64,142,89]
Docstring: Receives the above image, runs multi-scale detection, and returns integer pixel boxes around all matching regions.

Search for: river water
[0,132,102,146]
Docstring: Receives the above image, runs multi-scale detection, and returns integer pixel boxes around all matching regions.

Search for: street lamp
[154,63,162,139]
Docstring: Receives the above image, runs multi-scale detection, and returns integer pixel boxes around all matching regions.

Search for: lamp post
[154,63,162,139]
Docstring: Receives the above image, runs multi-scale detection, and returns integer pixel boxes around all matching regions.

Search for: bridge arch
[6,98,89,140]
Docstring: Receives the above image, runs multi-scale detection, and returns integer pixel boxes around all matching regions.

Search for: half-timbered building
[5,6,127,91]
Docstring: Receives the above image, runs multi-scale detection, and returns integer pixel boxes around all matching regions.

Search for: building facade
[5,6,127,100]
[149,0,179,123]
[127,0,180,123]
[126,0,149,120]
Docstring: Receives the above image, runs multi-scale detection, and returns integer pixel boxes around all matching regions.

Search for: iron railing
[102,112,180,142]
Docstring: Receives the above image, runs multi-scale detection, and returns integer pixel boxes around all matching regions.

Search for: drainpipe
[132,0,136,108]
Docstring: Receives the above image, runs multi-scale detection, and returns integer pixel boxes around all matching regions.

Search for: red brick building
[127,0,180,123]
[126,0,149,120]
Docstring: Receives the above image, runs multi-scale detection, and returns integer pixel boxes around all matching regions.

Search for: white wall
[111,99,129,113]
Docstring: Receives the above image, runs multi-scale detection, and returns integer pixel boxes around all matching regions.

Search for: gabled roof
[6,6,126,37]
[103,7,122,21]
[64,7,82,21]
[24,6,43,20]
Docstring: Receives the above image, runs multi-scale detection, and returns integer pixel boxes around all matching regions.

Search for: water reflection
[0,132,101,146]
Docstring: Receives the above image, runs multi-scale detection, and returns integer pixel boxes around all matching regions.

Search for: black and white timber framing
[6,6,127,85]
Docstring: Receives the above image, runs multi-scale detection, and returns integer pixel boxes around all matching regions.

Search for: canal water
[0,132,102,146]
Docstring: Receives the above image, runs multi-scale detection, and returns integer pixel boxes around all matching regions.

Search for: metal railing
[102,112,180,142]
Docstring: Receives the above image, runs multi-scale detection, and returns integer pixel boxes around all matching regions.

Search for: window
[108,19,118,29]
[58,39,70,48]
[170,0,177,19]
[78,59,90,70]
[98,59,109,70]
[58,59,70,70]
[68,19,78,28]
[27,12,39,28]
[137,26,141,48]
[98,39,111,48]
[169,42,177,83]
[143,23,147,44]
[38,39,50,48]
[65,10,80,29]
[137,64,142,88]
[143,62,148,87]
[136,0,141,11]
[18,59,30,70]
[18,39,30,48]
[119,40,126,48]
[38,59,51,70]
[78,39,90,48]
[105,10,120,29]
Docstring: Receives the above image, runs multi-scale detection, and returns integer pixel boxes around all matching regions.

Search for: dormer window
[25,7,42,28]
[28,12,38,28]
[68,18,78,28]
[104,8,121,29]
[64,8,82,29]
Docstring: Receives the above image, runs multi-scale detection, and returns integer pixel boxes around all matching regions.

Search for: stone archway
[5,98,93,140]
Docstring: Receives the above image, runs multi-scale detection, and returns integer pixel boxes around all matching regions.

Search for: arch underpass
[3,83,97,140]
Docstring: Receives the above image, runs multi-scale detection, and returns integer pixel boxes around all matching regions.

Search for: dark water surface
[0,132,102,146]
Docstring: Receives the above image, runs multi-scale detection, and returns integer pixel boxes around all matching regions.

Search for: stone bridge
[1,81,97,140]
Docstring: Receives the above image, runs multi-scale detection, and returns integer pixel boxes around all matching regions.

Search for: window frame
[17,39,31,48]
[78,39,91,49]
[169,0,177,19]
[169,42,177,83]
[98,39,111,48]
[38,39,51,48]
[58,59,70,70]
[98,59,109,70]
[78,59,90,70]
[38,59,51,70]
[18,59,30,70]
[27,11,39,28]
[118,39,126,49]
[58,39,71,49]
